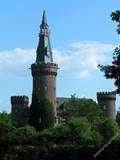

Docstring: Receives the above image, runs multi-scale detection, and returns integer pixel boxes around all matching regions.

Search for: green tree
[111,10,120,34]
[67,117,93,145]
[39,117,102,146]
[98,11,120,93]
[98,118,120,140]
[39,124,70,144]
[64,95,102,122]
[0,111,12,124]
[116,109,120,126]
[17,125,37,144]
[0,112,18,143]
[30,99,55,131]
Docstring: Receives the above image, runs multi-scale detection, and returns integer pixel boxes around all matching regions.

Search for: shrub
[98,118,120,140]
[30,99,55,131]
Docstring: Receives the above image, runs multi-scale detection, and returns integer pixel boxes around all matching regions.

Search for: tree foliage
[0,112,17,143]
[116,109,120,127]
[98,118,120,140]
[98,10,120,93]
[0,111,12,124]
[30,99,55,131]
[63,94,102,122]
[16,125,37,144]
[39,117,102,146]
[111,10,120,34]
[66,117,95,144]
[98,47,120,93]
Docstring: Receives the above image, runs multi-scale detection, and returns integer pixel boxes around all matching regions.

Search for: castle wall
[11,96,29,127]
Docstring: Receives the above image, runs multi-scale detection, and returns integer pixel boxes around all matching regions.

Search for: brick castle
[11,11,116,128]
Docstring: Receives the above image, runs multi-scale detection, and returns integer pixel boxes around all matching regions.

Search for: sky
[0,0,120,112]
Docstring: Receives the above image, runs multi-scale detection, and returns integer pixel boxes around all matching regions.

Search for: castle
[11,11,117,128]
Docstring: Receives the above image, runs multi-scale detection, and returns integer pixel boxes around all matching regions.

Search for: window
[103,105,107,110]
[38,117,41,124]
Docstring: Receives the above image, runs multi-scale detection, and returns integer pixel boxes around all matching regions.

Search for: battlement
[11,96,29,104]
[97,92,116,100]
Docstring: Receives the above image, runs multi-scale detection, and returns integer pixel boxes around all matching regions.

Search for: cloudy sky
[0,0,120,112]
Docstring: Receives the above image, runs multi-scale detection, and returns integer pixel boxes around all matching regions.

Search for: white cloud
[53,41,115,78]
[68,41,115,69]
[0,41,115,79]
[0,48,36,77]
[53,49,71,64]
[79,70,91,78]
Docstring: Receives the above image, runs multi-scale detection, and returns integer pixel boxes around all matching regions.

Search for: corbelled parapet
[11,96,29,105]
[31,63,58,76]
[97,91,116,119]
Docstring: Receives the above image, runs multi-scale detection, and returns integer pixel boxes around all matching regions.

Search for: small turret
[97,92,116,119]
[11,96,29,127]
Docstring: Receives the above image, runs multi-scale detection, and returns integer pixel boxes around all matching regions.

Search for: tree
[116,109,120,126]
[66,117,94,145]
[30,99,55,131]
[111,10,120,34]
[39,123,70,144]
[17,125,37,144]
[39,117,102,146]
[0,111,12,124]
[97,118,120,140]
[0,112,18,143]
[98,11,120,93]
[63,95,102,122]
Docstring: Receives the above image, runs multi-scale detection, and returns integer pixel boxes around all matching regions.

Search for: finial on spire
[41,10,48,27]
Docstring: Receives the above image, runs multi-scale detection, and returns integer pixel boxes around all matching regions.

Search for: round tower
[31,63,57,109]
[11,96,29,127]
[97,92,116,119]
[30,11,58,131]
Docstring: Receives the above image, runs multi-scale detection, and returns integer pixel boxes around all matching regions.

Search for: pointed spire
[36,11,53,63]
[41,10,48,27]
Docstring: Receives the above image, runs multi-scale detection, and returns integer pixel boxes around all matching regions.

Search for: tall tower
[30,11,58,131]
[97,92,116,119]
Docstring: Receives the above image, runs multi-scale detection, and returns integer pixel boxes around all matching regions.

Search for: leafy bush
[39,124,70,145]
[30,99,55,131]
[0,112,18,144]
[67,117,93,144]
[97,118,120,140]
[64,95,102,122]
[16,125,37,144]
[39,117,103,146]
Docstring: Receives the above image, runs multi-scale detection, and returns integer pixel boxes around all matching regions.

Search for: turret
[11,96,29,127]
[97,92,116,119]
[30,11,58,131]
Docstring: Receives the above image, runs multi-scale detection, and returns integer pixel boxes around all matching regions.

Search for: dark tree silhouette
[98,11,120,93]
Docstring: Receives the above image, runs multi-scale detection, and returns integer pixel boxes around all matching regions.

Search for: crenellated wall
[11,96,29,104]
